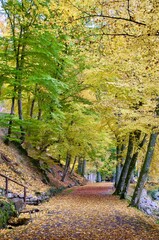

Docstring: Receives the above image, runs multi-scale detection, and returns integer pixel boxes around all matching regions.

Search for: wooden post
[24,187,27,204]
[5,177,8,197]
[0,173,27,203]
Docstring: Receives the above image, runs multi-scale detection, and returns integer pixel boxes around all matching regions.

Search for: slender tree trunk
[130,132,158,207]
[5,93,16,144]
[114,132,134,195]
[82,159,86,177]
[16,27,26,142]
[30,84,38,118]
[37,108,42,120]
[96,171,101,182]
[30,99,35,118]
[115,144,125,187]
[17,83,25,142]
[78,158,83,175]
[70,156,78,175]
[120,133,147,199]
[61,153,71,182]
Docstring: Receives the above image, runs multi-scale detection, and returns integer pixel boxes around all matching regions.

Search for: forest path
[1,182,159,240]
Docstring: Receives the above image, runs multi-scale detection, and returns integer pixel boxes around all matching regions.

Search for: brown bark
[70,156,78,175]
[61,153,71,182]
[130,132,158,207]
[120,133,147,199]
[114,132,134,195]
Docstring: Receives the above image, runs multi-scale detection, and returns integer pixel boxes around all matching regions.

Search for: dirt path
[1,182,159,240]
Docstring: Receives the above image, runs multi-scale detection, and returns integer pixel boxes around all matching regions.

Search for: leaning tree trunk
[114,132,134,195]
[61,153,71,182]
[120,133,147,199]
[130,132,158,207]
[115,143,125,187]
[70,156,78,175]
[30,98,35,118]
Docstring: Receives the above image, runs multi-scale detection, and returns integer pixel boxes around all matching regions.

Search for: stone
[154,191,159,200]
[12,198,24,213]
[145,208,152,215]
[18,194,24,198]
[141,189,147,198]
[7,193,14,199]
[27,195,33,199]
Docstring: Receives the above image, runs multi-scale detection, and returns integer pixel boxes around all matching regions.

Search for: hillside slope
[0,132,86,198]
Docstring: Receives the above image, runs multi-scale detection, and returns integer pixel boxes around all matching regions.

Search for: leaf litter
[0,182,159,240]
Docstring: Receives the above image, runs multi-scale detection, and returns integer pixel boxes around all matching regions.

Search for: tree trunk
[30,84,38,118]
[78,158,83,175]
[120,133,147,199]
[61,153,71,182]
[5,94,16,144]
[130,132,158,207]
[37,108,42,120]
[96,171,102,182]
[115,144,125,187]
[70,156,78,175]
[82,159,86,177]
[17,28,26,142]
[30,99,35,118]
[17,84,25,142]
[114,132,134,195]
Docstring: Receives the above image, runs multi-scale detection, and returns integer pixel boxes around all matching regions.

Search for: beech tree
[0,0,67,141]
[120,133,147,199]
[0,0,159,191]
[130,132,158,207]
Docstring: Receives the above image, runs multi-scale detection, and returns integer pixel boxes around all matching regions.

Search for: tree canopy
[0,0,159,205]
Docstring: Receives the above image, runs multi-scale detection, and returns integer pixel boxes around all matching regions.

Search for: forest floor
[0,182,159,240]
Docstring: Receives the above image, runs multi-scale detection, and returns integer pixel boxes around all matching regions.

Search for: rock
[18,194,24,198]
[8,217,30,226]
[12,198,24,213]
[29,198,34,202]
[7,193,15,199]
[139,188,159,218]
[27,195,33,199]
[145,208,152,215]
[153,191,159,200]
[141,189,147,198]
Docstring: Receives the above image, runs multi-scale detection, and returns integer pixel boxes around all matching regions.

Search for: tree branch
[67,0,146,26]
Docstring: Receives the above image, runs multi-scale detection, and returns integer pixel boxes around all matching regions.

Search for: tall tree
[120,132,147,199]
[130,132,158,207]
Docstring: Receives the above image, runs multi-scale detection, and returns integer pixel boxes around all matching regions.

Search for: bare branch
[72,13,146,26]
[88,33,140,38]
[67,0,146,26]
[127,0,131,19]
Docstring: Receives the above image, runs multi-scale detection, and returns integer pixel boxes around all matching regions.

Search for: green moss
[66,189,74,194]
[0,199,17,229]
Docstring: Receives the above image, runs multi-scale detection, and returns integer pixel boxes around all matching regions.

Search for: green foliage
[99,148,116,180]
[0,0,159,184]
[0,198,17,229]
